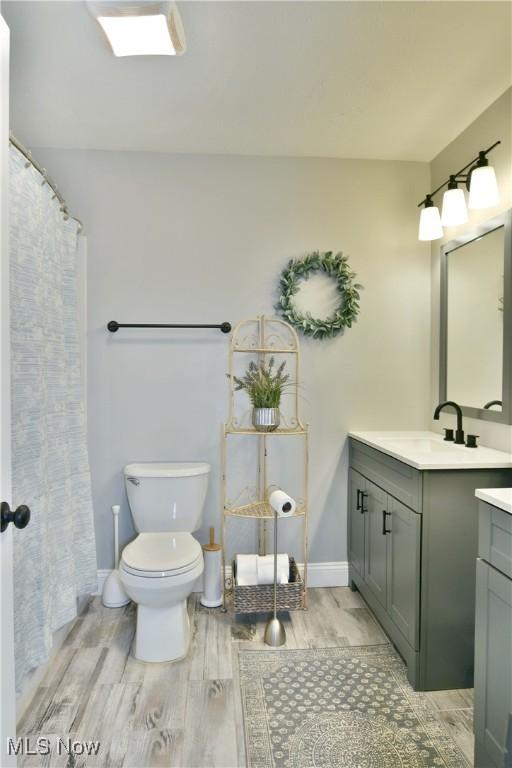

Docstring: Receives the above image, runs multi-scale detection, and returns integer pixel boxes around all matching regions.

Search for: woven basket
[232,556,304,613]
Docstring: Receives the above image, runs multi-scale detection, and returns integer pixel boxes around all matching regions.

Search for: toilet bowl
[119,461,210,663]
[120,532,204,662]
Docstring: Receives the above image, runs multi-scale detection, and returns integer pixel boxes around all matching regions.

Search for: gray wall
[34,149,431,569]
[430,88,512,450]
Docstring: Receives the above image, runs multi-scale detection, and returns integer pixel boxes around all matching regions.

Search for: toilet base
[134,600,189,662]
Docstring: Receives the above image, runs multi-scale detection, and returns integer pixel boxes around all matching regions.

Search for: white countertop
[475,488,512,515]
[348,430,512,470]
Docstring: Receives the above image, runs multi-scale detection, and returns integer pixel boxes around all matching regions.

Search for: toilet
[119,461,210,663]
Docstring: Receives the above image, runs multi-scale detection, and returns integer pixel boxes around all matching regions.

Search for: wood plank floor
[16,588,474,767]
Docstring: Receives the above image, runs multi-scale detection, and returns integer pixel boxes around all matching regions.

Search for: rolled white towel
[269,489,296,517]
[235,554,258,586]
[257,554,289,585]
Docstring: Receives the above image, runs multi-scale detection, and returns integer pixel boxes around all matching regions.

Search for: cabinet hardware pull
[361,491,368,513]
[356,489,362,510]
[382,509,391,535]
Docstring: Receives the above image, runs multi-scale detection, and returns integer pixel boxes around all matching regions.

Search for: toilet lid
[121,532,202,576]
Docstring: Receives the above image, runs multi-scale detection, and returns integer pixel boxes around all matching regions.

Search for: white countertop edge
[475,488,512,515]
[348,430,512,471]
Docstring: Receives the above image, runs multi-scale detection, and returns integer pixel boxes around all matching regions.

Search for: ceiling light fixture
[88,2,186,57]
[417,140,501,241]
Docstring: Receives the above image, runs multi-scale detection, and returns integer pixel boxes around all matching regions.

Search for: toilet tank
[124,462,210,532]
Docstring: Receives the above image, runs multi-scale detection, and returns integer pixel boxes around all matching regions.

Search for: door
[0,15,16,767]
[474,559,512,768]
[348,469,366,578]
[364,479,388,608]
[387,497,421,648]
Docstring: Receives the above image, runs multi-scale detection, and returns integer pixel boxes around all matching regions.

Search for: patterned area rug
[238,645,470,768]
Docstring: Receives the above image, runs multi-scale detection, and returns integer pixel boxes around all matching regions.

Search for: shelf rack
[225,500,306,519]
[221,315,309,612]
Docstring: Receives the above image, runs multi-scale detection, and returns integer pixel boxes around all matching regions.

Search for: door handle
[360,491,368,513]
[1,501,31,533]
[382,509,391,535]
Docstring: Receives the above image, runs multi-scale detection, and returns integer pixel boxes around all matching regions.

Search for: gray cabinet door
[387,497,421,649]
[364,479,388,609]
[474,558,512,768]
[349,469,366,578]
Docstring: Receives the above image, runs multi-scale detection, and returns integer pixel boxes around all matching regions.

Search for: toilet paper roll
[235,554,258,586]
[235,554,290,586]
[269,489,297,517]
[257,554,290,585]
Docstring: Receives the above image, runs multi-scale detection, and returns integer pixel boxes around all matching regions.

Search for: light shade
[419,200,443,241]
[441,187,468,227]
[89,2,186,57]
[468,165,500,210]
[97,14,175,56]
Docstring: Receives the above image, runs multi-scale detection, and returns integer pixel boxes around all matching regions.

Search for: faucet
[483,399,502,410]
[433,401,465,444]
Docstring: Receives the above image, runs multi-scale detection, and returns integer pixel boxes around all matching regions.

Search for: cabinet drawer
[349,439,422,512]
[479,501,512,579]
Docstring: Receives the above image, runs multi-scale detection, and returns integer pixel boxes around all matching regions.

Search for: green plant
[277,250,363,338]
[232,358,291,408]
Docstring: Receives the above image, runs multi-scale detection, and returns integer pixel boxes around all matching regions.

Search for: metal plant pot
[252,407,280,432]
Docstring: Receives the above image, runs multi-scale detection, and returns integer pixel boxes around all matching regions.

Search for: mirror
[440,210,512,423]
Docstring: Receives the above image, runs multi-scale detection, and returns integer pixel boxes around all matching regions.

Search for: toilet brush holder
[103,569,130,608]
[102,504,130,608]
[201,527,223,608]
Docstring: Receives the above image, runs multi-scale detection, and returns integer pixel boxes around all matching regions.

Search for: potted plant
[233,358,290,432]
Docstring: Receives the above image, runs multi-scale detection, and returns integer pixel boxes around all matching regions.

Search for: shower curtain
[9,146,97,692]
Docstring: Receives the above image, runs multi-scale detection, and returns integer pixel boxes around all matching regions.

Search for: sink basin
[383,438,462,453]
[348,431,512,470]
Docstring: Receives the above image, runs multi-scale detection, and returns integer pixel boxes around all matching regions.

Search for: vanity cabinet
[348,469,366,579]
[386,495,421,648]
[348,438,512,691]
[364,478,388,607]
[349,468,420,652]
[474,501,512,768]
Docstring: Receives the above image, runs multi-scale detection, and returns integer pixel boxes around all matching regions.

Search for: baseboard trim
[302,561,349,588]
[96,561,348,596]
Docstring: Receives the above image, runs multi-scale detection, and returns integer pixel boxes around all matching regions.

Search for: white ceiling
[3,1,511,161]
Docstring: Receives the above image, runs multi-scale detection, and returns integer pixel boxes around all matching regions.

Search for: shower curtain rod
[9,134,84,232]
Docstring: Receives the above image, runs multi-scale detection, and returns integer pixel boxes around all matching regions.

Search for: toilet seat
[121,532,202,578]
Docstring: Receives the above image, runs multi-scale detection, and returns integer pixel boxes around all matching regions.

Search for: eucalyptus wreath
[277,251,362,339]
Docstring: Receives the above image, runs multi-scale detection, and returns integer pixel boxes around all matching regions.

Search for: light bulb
[418,197,443,241]
[468,164,500,210]
[441,186,468,227]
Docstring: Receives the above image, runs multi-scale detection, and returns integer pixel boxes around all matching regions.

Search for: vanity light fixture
[419,195,443,241]
[417,141,500,241]
[468,152,500,210]
[441,176,468,227]
[88,1,186,57]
